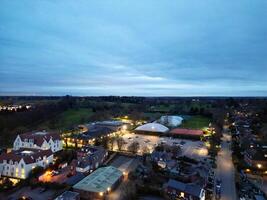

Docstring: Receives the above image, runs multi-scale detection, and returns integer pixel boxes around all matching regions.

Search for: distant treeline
[0,95,267,147]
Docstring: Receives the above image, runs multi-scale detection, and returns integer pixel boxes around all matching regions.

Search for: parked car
[51,170,59,176]
[39,187,47,193]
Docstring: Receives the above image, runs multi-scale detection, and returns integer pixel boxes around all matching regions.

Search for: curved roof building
[135,122,169,134]
[159,115,183,127]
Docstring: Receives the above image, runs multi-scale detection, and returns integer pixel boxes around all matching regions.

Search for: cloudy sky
[0,0,267,96]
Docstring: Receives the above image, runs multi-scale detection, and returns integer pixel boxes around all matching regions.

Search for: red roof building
[169,128,203,139]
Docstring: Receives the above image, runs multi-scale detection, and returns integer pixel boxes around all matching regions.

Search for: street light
[257,164,262,169]
[122,125,127,131]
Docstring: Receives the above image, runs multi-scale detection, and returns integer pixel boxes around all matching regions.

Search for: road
[215,131,237,200]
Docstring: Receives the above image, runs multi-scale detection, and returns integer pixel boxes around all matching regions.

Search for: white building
[158,115,183,127]
[0,149,53,179]
[13,131,62,152]
[135,122,169,134]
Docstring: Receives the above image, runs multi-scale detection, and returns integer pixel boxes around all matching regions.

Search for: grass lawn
[143,112,163,121]
[180,115,211,130]
[40,108,93,130]
[149,104,175,112]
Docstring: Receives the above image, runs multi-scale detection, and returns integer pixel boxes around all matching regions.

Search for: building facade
[0,149,53,179]
[76,146,108,173]
[165,179,205,200]
[13,131,62,152]
[244,148,267,170]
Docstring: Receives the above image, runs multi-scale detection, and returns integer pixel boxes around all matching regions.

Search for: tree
[116,137,125,151]
[142,146,150,154]
[108,136,116,151]
[142,146,150,165]
[128,141,140,154]
[63,138,68,148]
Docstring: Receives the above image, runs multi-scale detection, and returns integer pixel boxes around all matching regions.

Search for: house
[0,148,53,179]
[54,191,80,200]
[13,130,62,152]
[151,151,173,162]
[164,179,205,200]
[244,148,267,170]
[76,146,108,173]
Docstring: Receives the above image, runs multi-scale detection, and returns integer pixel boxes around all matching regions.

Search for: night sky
[0,1,267,96]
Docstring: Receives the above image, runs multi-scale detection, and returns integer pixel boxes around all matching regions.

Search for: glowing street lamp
[122,125,127,131]
[257,164,262,169]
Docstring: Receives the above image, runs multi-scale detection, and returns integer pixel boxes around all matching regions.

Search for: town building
[244,148,267,170]
[164,179,205,200]
[94,120,128,132]
[0,148,53,179]
[64,126,117,148]
[76,146,108,173]
[73,166,123,200]
[169,128,203,139]
[158,115,183,127]
[151,150,177,169]
[54,191,80,200]
[13,130,62,152]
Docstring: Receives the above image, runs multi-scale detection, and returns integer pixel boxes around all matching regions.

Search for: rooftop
[54,191,80,200]
[19,130,60,146]
[166,179,203,197]
[170,128,203,136]
[0,148,53,164]
[73,166,123,193]
[135,123,169,133]
[75,126,114,140]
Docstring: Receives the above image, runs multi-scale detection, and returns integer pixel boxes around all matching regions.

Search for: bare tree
[107,136,116,151]
[142,146,150,154]
[116,137,125,151]
[128,141,140,154]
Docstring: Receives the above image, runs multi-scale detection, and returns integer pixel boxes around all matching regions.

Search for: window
[21,163,24,168]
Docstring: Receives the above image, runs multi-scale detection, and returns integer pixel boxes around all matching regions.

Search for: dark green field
[40,108,93,130]
[180,115,211,129]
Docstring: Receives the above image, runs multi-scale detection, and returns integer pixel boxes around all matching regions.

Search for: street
[215,131,237,200]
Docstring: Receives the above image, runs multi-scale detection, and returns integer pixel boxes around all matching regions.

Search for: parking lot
[120,133,208,160]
